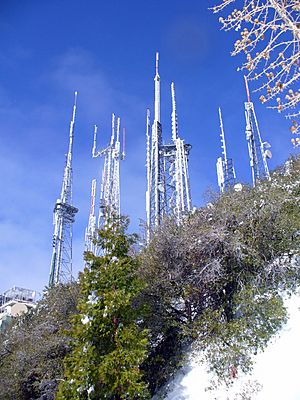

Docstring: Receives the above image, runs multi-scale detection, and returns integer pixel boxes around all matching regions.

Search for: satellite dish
[264,141,271,149]
[265,149,272,159]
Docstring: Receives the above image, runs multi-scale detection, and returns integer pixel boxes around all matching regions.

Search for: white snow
[87,291,99,305]
[81,315,91,325]
[156,293,300,399]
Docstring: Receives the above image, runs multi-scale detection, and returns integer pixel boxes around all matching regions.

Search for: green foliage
[56,216,150,400]
[140,155,300,384]
[0,283,80,400]
[194,287,287,383]
[1,157,299,399]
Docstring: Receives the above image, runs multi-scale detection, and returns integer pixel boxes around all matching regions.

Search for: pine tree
[56,216,150,400]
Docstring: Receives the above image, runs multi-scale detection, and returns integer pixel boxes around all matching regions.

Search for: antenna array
[85,114,125,254]
[146,53,192,240]
[216,107,236,193]
[244,76,271,186]
[49,92,78,286]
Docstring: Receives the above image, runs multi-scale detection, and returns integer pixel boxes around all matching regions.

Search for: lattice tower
[216,107,236,193]
[146,53,192,240]
[244,76,271,187]
[86,114,125,254]
[49,92,78,286]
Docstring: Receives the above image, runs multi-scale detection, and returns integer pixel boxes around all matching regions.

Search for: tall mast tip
[244,76,251,103]
[155,52,159,75]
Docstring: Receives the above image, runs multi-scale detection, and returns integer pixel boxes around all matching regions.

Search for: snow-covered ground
[155,294,300,400]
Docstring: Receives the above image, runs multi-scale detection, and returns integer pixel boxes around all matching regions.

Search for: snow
[81,315,91,325]
[156,294,300,399]
[87,385,94,395]
[87,291,99,305]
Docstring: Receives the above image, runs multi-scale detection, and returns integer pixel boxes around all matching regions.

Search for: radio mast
[49,92,78,286]
[86,114,125,254]
[146,53,192,240]
[244,76,271,186]
[170,82,192,219]
[216,107,236,193]
[147,52,165,234]
[85,178,97,254]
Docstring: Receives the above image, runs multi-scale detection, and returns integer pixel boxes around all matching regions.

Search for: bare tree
[212,0,300,144]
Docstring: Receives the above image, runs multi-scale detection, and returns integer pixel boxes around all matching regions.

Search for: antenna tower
[86,114,125,253]
[244,76,271,186]
[49,92,79,286]
[146,53,192,240]
[216,107,236,193]
[85,178,97,254]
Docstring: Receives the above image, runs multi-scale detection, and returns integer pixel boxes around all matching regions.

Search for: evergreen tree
[56,216,150,400]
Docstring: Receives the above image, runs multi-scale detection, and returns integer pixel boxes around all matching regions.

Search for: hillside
[0,155,299,400]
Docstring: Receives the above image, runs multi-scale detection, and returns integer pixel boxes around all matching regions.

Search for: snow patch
[155,294,300,399]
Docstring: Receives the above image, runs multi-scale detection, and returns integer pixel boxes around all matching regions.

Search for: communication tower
[146,53,192,240]
[216,107,236,193]
[85,114,125,254]
[84,178,97,254]
[49,92,78,286]
[244,76,271,186]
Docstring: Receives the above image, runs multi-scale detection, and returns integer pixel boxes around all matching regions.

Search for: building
[0,286,40,331]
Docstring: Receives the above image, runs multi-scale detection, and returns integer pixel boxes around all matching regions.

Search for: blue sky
[0,0,298,293]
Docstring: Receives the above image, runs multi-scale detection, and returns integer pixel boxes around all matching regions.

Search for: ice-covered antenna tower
[147,52,165,238]
[244,76,271,187]
[85,179,97,254]
[146,53,192,240]
[86,114,125,253]
[216,108,236,193]
[170,82,192,219]
[49,92,79,287]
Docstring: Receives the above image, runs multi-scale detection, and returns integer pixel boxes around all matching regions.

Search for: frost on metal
[49,92,79,287]
[85,115,125,255]
[146,53,192,241]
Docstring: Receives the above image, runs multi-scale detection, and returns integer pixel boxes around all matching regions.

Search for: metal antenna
[219,108,227,162]
[244,75,251,103]
[146,108,151,239]
[92,125,98,158]
[121,127,126,160]
[154,52,161,123]
[146,55,192,241]
[147,52,165,240]
[170,82,192,220]
[49,92,78,287]
[216,108,236,193]
[244,76,271,186]
[89,113,125,254]
[171,82,178,142]
[85,179,97,254]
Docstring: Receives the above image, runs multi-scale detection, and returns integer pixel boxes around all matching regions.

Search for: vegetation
[212,0,300,142]
[56,217,150,400]
[0,283,80,400]
[140,155,300,385]
[0,156,299,399]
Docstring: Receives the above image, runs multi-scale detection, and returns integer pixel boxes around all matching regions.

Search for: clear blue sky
[0,0,297,293]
